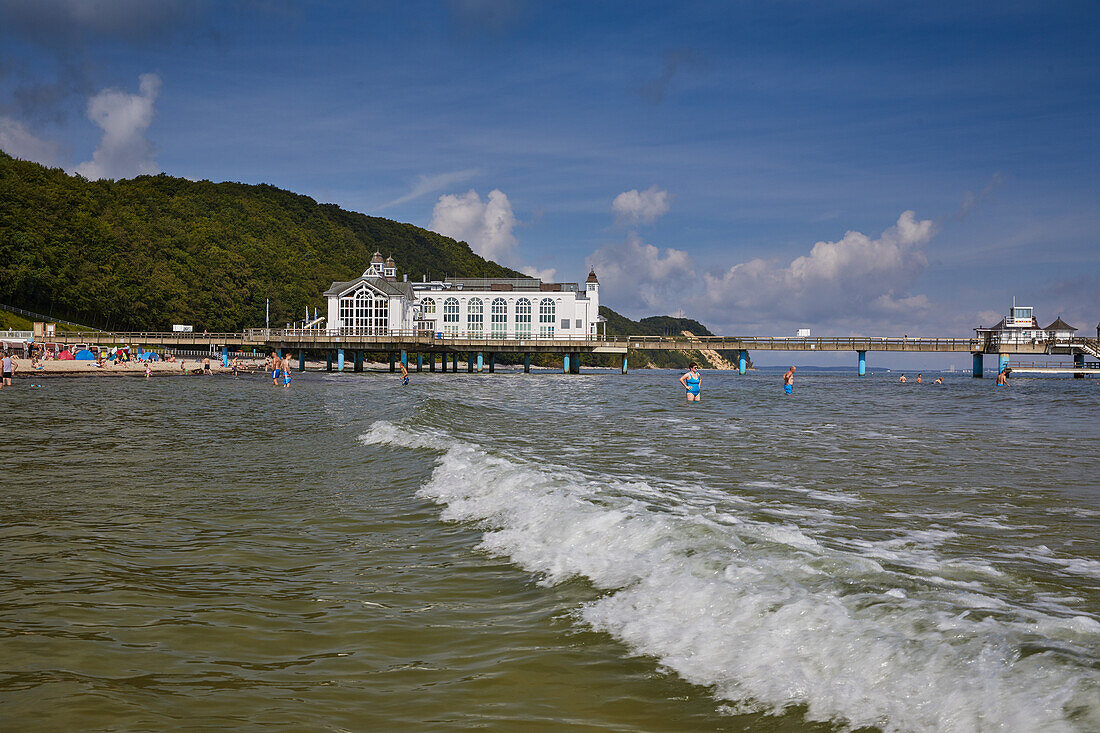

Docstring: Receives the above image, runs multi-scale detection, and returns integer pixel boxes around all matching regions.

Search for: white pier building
[324,252,602,339]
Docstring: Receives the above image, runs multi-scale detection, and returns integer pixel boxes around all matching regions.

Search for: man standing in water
[271,351,281,386]
[1,352,16,389]
[996,368,1009,386]
[782,365,795,395]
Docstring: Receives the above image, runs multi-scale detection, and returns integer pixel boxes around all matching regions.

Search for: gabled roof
[1044,317,1076,331]
[324,276,415,298]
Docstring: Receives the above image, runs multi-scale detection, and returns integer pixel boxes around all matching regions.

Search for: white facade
[323,253,602,339]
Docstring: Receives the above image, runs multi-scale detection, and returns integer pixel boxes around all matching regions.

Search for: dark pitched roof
[1044,317,1076,331]
[324,276,414,298]
[586,269,599,284]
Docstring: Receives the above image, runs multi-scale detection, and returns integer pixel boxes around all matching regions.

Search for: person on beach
[680,362,702,402]
[1,353,15,389]
[783,366,796,395]
[899,374,907,383]
[400,359,409,386]
[202,357,211,374]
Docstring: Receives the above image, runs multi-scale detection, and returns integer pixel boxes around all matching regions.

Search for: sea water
[1,369,1097,731]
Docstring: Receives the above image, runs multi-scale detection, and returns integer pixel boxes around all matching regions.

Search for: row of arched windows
[419,296,556,337]
[339,286,389,335]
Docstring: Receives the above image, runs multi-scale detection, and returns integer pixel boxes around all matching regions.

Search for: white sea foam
[366,420,1100,732]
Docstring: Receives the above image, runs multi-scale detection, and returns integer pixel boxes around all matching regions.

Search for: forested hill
[0,152,519,331]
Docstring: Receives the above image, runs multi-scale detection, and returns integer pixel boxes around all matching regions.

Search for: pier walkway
[31,328,1100,377]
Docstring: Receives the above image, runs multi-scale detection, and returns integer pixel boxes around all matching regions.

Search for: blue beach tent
[74,349,95,360]
[140,352,161,361]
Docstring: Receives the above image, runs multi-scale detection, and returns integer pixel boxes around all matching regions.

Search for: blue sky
[2,1,1098,364]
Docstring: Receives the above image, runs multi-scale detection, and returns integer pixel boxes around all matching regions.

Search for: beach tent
[74,349,95,360]
[58,349,74,360]
[140,352,160,361]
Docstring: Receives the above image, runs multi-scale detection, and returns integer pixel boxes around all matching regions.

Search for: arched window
[467,298,483,336]
[339,285,388,335]
[491,298,507,337]
[539,298,556,337]
[515,298,531,338]
[443,297,460,335]
[417,297,436,333]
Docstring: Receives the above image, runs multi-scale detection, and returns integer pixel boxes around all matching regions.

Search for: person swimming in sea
[679,362,701,402]
[783,365,796,395]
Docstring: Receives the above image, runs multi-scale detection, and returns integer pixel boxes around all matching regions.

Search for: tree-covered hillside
[0,152,518,331]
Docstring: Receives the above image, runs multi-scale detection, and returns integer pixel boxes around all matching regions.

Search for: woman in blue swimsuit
[679,362,702,403]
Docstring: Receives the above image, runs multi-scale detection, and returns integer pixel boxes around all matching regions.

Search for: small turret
[371,251,384,264]
[384,255,397,281]
[586,269,599,285]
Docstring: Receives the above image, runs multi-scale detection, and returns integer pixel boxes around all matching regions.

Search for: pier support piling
[326,351,332,371]
[621,354,628,374]
[488,353,495,373]
[298,350,305,372]
[1074,352,1085,378]
[337,348,345,372]
[430,353,436,372]
[972,353,983,378]
[563,354,570,374]
[999,353,1010,375]
[452,353,459,372]
[389,353,396,373]
[738,350,748,375]
[477,352,483,373]
[221,345,228,367]
[400,350,408,370]
[416,353,423,372]
[857,350,866,377]
[467,355,474,373]
[524,354,531,374]
[354,351,363,372]
[571,353,580,374]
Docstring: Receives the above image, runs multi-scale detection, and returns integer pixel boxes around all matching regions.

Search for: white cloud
[380,169,480,209]
[586,232,695,314]
[697,211,936,329]
[521,265,558,282]
[73,73,161,180]
[612,185,671,226]
[430,188,519,265]
[0,116,63,166]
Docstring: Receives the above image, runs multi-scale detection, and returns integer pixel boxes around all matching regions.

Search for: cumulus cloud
[73,73,161,180]
[430,188,519,264]
[0,116,63,166]
[697,211,936,329]
[586,232,695,314]
[612,185,671,226]
[521,265,558,282]
[380,169,480,209]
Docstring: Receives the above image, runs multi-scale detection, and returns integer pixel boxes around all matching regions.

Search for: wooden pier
[32,328,1100,377]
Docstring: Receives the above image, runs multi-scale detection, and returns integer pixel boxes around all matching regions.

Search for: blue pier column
[430,353,436,372]
[621,354,628,374]
[738,349,748,375]
[400,350,408,368]
[221,345,229,367]
[972,352,983,378]
[524,354,531,373]
[476,352,484,372]
[417,353,423,372]
[298,350,305,372]
[467,354,474,373]
[573,353,581,374]
[563,353,570,374]
[857,350,866,377]
[337,348,345,372]
[998,353,1009,374]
